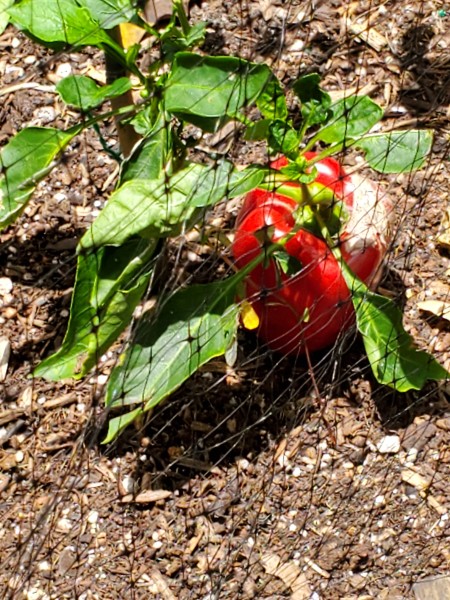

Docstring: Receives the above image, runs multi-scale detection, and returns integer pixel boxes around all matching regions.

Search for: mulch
[1,1,450,598]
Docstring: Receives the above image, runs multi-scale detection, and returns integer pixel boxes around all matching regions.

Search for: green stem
[173,0,190,35]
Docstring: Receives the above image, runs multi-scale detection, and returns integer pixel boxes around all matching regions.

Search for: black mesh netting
[1,1,450,598]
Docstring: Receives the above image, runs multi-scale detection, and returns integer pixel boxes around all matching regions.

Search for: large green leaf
[34,238,156,380]
[165,52,272,129]
[354,130,433,173]
[0,0,14,34]
[56,75,132,111]
[79,161,264,249]
[103,275,240,442]
[342,265,449,391]
[9,0,111,46]
[0,127,74,229]
[316,95,383,144]
[77,0,136,28]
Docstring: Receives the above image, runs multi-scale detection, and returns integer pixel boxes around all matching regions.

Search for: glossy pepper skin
[232,154,392,355]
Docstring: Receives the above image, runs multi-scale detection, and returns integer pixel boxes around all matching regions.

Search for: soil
[1,1,450,599]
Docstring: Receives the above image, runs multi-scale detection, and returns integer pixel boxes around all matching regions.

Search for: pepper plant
[1,0,447,442]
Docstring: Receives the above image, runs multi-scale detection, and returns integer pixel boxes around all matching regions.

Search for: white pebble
[56,518,72,532]
[34,107,56,123]
[54,192,67,202]
[376,435,401,454]
[0,277,13,295]
[56,63,72,79]
[374,495,385,506]
[87,510,99,524]
[121,475,135,494]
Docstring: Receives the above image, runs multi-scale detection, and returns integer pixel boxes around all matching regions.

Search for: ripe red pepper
[232,154,393,355]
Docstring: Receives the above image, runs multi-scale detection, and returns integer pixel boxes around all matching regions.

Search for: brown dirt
[1,1,450,599]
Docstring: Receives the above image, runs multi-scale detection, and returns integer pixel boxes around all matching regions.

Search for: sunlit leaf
[317,95,383,144]
[354,130,433,173]
[0,127,74,229]
[35,238,156,380]
[57,75,132,111]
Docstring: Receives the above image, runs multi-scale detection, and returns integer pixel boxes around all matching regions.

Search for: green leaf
[0,0,14,35]
[165,52,272,129]
[268,120,299,159]
[80,162,264,249]
[105,276,240,421]
[292,73,332,127]
[161,21,207,60]
[353,130,433,173]
[244,119,270,141]
[120,114,170,183]
[256,76,288,120]
[77,0,136,28]
[103,407,144,444]
[34,238,156,380]
[341,265,449,391]
[9,0,111,46]
[317,95,383,144]
[56,75,132,111]
[273,249,302,276]
[0,127,74,229]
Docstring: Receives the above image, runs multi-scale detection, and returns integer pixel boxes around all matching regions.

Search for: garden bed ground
[1,1,450,598]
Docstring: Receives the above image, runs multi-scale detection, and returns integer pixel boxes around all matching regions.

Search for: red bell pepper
[232,154,393,355]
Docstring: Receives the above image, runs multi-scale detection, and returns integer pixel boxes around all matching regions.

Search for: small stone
[376,435,401,454]
[56,518,72,533]
[55,62,72,79]
[87,510,99,525]
[54,192,67,202]
[0,277,13,295]
[34,107,56,123]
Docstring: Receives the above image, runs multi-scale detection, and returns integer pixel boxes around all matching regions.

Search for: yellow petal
[241,301,259,330]
[118,23,146,49]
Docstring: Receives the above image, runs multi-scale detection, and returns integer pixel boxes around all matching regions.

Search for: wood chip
[121,489,172,503]
[0,337,11,382]
[417,300,450,322]
[261,553,313,599]
[413,575,450,600]
[348,19,387,51]
[401,468,430,492]
[437,207,450,249]
[148,567,177,600]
